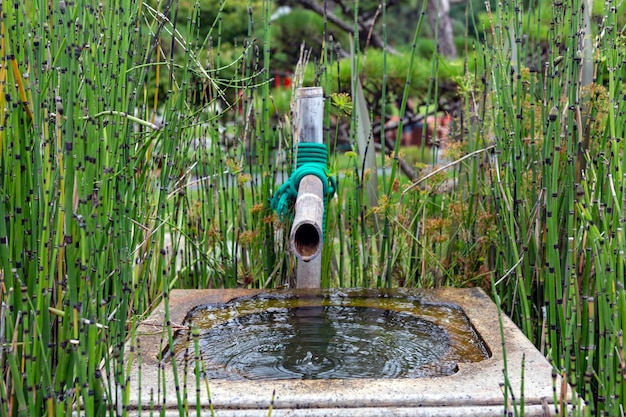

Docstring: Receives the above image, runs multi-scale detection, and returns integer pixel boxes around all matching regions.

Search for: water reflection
[281,306,336,378]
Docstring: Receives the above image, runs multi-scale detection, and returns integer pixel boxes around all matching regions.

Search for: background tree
[427,0,457,58]
[270,8,350,68]
[284,0,461,58]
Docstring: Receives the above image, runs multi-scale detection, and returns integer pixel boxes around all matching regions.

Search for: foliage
[270,45,474,118]
[270,8,349,67]
[175,0,265,46]
[0,0,283,414]
[1,0,625,415]
[478,0,626,42]
[478,0,626,413]
[1,0,174,414]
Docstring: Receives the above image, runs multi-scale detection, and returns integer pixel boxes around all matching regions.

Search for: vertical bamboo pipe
[291,176,324,262]
[291,87,324,289]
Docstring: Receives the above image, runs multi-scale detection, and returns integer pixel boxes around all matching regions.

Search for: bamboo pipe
[290,175,324,262]
[291,87,324,289]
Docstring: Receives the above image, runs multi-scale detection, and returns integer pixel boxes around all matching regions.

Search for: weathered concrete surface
[125,288,582,416]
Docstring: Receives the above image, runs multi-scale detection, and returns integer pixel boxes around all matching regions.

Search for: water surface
[171,289,490,380]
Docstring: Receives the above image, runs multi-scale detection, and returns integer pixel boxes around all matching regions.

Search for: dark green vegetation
[0,0,624,415]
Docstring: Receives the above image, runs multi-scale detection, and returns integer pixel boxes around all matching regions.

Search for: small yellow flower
[237,173,252,186]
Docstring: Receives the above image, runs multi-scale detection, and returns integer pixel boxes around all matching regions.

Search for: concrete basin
[125,287,579,416]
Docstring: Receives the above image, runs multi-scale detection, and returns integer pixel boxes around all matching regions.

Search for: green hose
[271,143,336,234]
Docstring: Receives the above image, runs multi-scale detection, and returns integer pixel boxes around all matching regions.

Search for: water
[170,289,490,380]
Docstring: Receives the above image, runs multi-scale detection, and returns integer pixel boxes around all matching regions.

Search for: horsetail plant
[2,0,626,415]
[481,0,626,413]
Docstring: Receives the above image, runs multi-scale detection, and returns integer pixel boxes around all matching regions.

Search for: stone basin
[125,287,579,416]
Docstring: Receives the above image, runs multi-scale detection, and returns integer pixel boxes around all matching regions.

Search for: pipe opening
[293,223,321,260]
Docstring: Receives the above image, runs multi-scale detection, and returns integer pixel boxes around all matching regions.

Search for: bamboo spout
[290,175,324,262]
[293,87,324,289]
